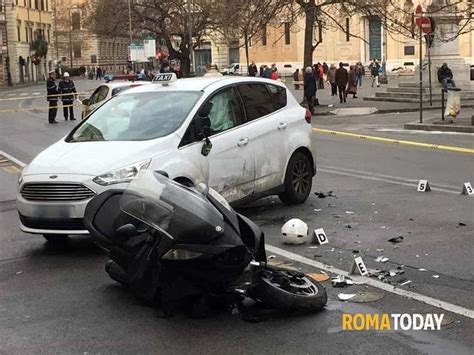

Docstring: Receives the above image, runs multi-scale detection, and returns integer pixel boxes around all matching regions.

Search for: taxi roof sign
[153,72,177,85]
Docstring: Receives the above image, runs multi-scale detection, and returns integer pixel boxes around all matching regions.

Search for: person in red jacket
[271,67,279,80]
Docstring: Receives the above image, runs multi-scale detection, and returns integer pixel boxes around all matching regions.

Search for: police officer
[58,72,77,121]
[46,70,59,124]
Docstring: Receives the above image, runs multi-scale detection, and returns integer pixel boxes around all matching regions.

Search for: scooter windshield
[120,170,224,242]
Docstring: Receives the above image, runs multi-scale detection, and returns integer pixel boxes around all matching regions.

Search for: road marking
[313,128,474,154]
[32,92,40,96]
[319,165,460,194]
[319,168,459,194]
[2,165,20,174]
[266,245,474,319]
[0,151,26,167]
[19,93,27,96]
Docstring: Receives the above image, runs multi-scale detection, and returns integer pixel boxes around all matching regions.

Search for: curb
[404,121,474,133]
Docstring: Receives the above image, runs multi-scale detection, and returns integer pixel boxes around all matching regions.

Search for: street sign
[417,179,431,192]
[421,17,432,33]
[415,5,423,26]
[313,228,329,245]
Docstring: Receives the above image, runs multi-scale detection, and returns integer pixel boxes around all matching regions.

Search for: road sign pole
[419,25,423,124]
[428,44,432,106]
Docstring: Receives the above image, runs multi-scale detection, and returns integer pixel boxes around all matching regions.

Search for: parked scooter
[84,170,327,316]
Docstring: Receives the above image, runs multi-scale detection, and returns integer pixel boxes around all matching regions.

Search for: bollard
[441,89,445,121]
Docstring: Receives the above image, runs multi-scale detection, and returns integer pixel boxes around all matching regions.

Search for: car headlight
[93,159,150,186]
[162,249,203,261]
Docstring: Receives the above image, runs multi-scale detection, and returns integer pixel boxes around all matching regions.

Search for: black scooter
[84,171,327,315]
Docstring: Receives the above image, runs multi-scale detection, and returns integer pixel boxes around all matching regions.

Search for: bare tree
[213,0,291,71]
[131,0,217,77]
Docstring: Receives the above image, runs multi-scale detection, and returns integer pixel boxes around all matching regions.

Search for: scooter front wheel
[251,267,327,312]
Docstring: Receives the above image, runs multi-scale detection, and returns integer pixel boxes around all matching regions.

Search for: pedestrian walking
[271,67,279,80]
[370,59,380,87]
[335,62,348,103]
[327,63,337,96]
[356,62,364,87]
[262,65,272,79]
[316,63,324,89]
[293,69,300,90]
[248,61,258,77]
[347,65,358,98]
[58,72,77,121]
[323,62,329,82]
[96,67,102,80]
[303,67,317,114]
[46,70,59,124]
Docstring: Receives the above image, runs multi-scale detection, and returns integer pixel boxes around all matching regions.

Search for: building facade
[238,1,473,72]
[51,0,129,73]
[3,0,53,85]
[0,0,8,86]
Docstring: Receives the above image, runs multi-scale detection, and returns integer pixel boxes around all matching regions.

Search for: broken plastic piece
[432,275,440,279]
[400,280,412,286]
[375,256,389,263]
[338,293,356,301]
[388,236,404,243]
[345,211,355,214]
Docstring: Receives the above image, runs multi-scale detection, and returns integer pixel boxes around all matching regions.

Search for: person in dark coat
[263,65,272,79]
[335,62,349,103]
[58,72,77,121]
[437,63,455,90]
[304,67,317,114]
[46,70,59,124]
[248,61,258,76]
[293,69,300,90]
[347,65,358,98]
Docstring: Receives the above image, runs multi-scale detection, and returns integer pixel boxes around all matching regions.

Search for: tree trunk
[303,1,315,69]
[180,53,191,78]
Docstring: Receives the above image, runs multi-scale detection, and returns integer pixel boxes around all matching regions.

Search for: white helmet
[63,72,70,77]
[281,218,309,245]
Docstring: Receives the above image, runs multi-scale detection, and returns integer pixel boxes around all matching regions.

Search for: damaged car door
[180,86,256,202]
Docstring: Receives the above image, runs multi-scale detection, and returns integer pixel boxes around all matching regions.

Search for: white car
[81,81,151,118]
[17,74,316,242]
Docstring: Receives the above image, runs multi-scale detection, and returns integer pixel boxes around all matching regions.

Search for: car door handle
[278,121,288,130]
[237,137,249,147]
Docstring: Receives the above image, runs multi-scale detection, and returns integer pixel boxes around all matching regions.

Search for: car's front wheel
[43,234,69,243]
[278,152,313,205]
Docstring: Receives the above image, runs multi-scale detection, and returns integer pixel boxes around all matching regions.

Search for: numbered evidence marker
[349,256,368,276]
[313,228,328,245]
[417,179,431,192]
[461,182,474,195]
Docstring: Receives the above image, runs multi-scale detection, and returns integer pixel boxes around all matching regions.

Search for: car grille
[19,214,85,231]
[20,183,95,201]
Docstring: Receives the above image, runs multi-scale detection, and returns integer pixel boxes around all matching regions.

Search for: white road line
[19,93,27,96]
[32,92,40,96]
[0,151,26,167]
[266,244,474,319]
[319,168,459,194]
[320,165,464,191]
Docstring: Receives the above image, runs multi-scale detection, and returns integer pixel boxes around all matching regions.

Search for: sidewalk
[287,79,474,116]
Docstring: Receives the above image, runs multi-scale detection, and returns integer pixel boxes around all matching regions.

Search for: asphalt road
[0,79,473,354]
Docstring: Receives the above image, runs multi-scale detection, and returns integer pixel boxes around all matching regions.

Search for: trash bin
[445,88,461,119]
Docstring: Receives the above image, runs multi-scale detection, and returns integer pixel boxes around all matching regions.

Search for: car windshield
[67,91,202,142]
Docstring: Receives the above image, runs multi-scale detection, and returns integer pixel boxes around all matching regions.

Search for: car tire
[278,152,312,205]
[43,234,69,243]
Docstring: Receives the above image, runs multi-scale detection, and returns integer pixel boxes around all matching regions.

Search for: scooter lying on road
[84,170,327,316]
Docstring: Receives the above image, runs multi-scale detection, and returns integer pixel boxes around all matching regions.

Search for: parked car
[17,74,316,242]
[81,81,151,119]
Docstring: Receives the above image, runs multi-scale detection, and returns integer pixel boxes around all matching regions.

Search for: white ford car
[17,74,316,242]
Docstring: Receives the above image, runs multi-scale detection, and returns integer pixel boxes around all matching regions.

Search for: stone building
[3,0,53,85]
[238,1,473,72]
[51,0,129,72]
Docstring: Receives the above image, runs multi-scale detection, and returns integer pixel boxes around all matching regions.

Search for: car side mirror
[82,98,89,106]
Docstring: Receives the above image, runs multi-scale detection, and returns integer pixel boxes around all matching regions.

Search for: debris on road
[432,275,440,279]
[388,236,404,243]
[399,280,412,286]
[376,248,384,252]
[375,256,389,263]
[457,222,466,227]
[314,208,322,212]
[418,268,427,272]
[307,273,330,282]
[352,250,359,254]
[331,275,355,287]
[345,211,355,214]
[268,255,276,259]
[338,293,356,301]
[350,291,384,303]
[345,224,352,228]
[15,271,23,275]
[314,191,336,198]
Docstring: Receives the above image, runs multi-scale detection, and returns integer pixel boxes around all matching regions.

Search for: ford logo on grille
[49,175,58,179]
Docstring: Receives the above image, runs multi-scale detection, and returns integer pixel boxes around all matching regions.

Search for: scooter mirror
[116,223,138,239]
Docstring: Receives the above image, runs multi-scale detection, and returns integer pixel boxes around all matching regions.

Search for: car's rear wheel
[278,152,312,205]
[43,234,69,243]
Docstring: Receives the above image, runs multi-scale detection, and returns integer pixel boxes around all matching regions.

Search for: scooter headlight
[162,249,203,261]
[93,159,150,186]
